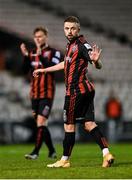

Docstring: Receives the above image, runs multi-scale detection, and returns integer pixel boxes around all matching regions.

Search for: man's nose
[68,29,72,33]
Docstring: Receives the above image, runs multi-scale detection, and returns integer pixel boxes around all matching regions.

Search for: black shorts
[63,90,95,124]
[31,98,53,118]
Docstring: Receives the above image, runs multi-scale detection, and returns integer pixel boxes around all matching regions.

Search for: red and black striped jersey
[24,46,62,99]
[64,35,95,95]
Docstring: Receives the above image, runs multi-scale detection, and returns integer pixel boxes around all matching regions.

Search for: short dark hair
[64,16,80,26]
[33,26,48,36]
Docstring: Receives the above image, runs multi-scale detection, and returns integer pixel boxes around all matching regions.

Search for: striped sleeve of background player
[51,50,61,65]
[81,42,93,64]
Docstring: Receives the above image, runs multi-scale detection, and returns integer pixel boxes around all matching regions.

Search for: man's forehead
[64,22,78,28]
[34,31,46,36]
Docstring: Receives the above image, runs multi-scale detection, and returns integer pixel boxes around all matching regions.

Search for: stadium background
[0,0,132,144]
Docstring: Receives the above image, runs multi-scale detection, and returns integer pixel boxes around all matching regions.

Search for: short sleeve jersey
[64,35,95,96]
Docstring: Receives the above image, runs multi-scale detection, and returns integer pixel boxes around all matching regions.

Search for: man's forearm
[44,61,64,72]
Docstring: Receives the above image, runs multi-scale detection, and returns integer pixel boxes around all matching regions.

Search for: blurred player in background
[20,26,62,160]
[33,16,114,168]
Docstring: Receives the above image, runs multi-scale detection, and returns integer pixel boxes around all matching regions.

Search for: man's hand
[20,43,29,56]
[89,45,102,69]
[36,42,42,55]
[89,44,102,63]
[33,69,45,77]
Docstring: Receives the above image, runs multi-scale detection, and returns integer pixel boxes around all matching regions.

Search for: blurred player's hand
[20,43,29,56]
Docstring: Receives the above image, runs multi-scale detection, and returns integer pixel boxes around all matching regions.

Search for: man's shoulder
[78,35,87,44]
[78,35,91,47]
[77,36,92,51]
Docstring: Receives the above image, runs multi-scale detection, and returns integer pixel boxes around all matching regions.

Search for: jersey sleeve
[51,50,62,65]
[80,43,93,64]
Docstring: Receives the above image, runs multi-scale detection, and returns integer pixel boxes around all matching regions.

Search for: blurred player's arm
[33,61,64,77]
[20,43,31,73]
[20,43,29,57]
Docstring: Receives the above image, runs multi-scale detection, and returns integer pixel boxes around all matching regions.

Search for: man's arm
[33,61,64,77]
[20,43,29,57]
[20,43,31,73]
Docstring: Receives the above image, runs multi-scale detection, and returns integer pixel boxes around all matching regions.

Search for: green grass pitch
[0,143,132,179]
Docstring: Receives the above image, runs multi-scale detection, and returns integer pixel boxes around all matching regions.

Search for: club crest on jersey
[31,61,42,67]
[43,51,50,57]
[72,45,77,52]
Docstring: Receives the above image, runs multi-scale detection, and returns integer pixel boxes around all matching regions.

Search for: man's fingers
[20,43,25,49]
[98,49,102,55]
[92,45,102,54]
[33,71,38,77]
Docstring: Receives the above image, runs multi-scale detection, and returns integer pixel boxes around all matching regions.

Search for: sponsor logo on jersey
[43,51,50,57]
[31,61,42,67]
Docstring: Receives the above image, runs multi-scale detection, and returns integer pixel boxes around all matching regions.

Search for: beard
[66,34,78,42]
